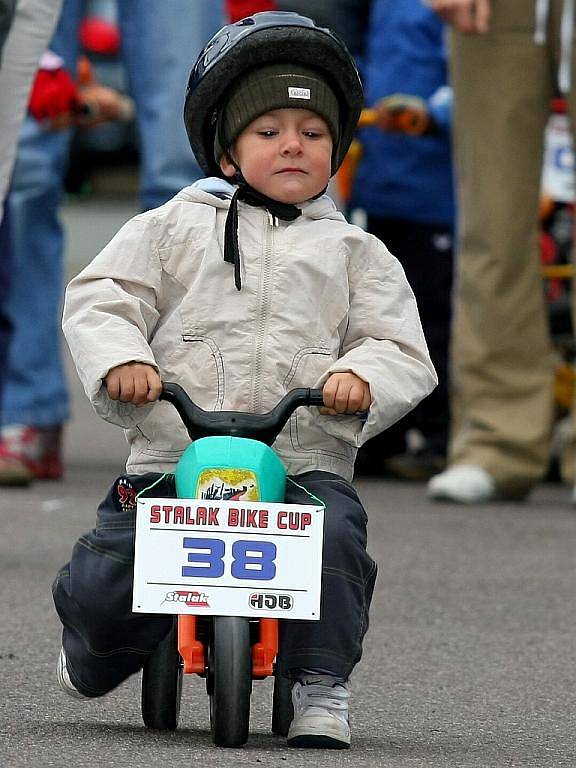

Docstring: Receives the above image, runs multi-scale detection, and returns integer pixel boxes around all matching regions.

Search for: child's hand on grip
[321,372,372,415]
[105,362,162,406]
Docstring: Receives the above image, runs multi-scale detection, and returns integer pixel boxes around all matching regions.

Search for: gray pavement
[1,198,576,766]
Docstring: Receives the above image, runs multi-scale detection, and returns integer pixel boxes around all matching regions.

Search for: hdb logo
[249,593,293,610]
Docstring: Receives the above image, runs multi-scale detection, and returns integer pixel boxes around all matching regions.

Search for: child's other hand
[105,363,162,406]
[321,372,372,415]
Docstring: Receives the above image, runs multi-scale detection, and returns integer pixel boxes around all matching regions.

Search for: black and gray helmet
[184,11,363,178]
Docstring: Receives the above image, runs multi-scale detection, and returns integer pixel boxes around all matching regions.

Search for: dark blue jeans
[52,471,377,697]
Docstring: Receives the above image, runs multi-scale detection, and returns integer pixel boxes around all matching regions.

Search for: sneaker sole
[287,733,350,749]
[428,487,528,504]
[287,719,351,750]
[57,649,89,700]
[427,489,493,504]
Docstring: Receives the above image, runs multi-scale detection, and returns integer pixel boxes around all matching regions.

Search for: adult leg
[0,0,63,422]
[53,473,175,697]
[556,5,576,486]
[1,0,82,432]
[117,0,225,210]
[0,206,12,406]
[0,0,83,484]
[447,3,555,495]
[278,472,377,682]
[3,124,72,430]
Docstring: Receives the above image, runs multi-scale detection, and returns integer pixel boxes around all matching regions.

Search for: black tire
[272,669,294,736]
[208,617,252,747]
[141,619,183,730]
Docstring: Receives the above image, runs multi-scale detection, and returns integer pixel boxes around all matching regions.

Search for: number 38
[182,537,277,581]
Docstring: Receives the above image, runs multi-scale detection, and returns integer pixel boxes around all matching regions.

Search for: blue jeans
[118,0,225,209]
[0,0,224,428]
[1,0,81,428]
[0,205,12,409]
[52,471,378,696]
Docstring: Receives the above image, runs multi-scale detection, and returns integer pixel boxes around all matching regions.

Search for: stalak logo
[163,590,210,608]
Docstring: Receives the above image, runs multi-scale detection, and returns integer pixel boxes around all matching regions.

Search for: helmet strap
[223,172,302,291]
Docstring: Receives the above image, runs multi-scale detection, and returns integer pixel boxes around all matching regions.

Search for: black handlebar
[160,382,324,445]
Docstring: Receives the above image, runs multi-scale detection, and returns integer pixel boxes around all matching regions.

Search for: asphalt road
[1,198,575,766]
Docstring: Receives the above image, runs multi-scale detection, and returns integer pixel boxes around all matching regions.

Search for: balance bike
[137,382,324,746]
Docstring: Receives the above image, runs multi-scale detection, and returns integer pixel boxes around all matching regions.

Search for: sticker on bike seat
[196,469,259,502]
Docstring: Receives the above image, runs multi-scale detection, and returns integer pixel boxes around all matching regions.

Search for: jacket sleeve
[314,234,438,446]
[62,213,163,427]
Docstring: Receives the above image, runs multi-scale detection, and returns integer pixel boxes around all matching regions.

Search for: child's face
[220,108,333,204]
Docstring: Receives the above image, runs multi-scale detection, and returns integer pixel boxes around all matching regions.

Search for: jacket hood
[174,177,345,222]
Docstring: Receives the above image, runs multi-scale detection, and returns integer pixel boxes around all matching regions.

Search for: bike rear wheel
[141,619,183,730]
[207,616,252,746]
[272,667,294,736]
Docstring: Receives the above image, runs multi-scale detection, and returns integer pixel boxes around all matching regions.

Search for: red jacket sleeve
[226,0,276,22]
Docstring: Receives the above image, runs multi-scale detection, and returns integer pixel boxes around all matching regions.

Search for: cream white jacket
[63,180,437,480]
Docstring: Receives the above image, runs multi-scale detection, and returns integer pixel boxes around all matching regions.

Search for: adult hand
[75,83,135,128]
[426,0,491,34]
[29,56,134,131]
[75,56,135,128]
[321,372,372,415]
[375,94,432,136]
[105,362,162,406]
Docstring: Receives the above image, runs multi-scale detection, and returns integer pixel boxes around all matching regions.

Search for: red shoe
[0,424,64,485]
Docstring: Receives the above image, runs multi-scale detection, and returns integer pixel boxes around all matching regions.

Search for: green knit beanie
[214,63,340,164]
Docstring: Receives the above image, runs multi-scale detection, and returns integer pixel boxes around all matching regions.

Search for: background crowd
[0,0,575,507]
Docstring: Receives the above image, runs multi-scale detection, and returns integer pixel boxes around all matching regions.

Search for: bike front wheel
[207,616,252,746]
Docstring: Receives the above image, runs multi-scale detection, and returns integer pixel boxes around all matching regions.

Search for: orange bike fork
[177,615,279,679]
[252,618,279,678]
[178,615,205,674]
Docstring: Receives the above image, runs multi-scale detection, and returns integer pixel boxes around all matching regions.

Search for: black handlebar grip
[307,388,325,407]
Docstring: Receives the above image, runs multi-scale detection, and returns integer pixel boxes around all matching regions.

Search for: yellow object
[334,139,363,204]
[555,362,575,411]
[542,264,573,280]
[196,468,259,501]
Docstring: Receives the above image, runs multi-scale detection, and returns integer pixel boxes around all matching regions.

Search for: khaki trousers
[449,0,576,492]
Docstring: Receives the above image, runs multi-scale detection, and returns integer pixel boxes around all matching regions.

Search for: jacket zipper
[250,210,277,411]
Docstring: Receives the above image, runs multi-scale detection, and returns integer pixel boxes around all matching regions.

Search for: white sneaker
[287,675,350,749]
[427,464,496,504]
[56,648,89,700]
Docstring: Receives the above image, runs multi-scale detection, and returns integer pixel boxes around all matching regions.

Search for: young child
[53,11,436,749]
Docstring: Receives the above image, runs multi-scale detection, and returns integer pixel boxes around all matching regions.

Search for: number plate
[133,498,324,620]
[542,114,575,202]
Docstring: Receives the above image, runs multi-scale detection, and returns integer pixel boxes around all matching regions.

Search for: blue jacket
[351,0,454,226]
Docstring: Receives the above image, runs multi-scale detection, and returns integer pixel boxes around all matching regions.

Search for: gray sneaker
[287,675,350,749]
[56,648,89,700]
